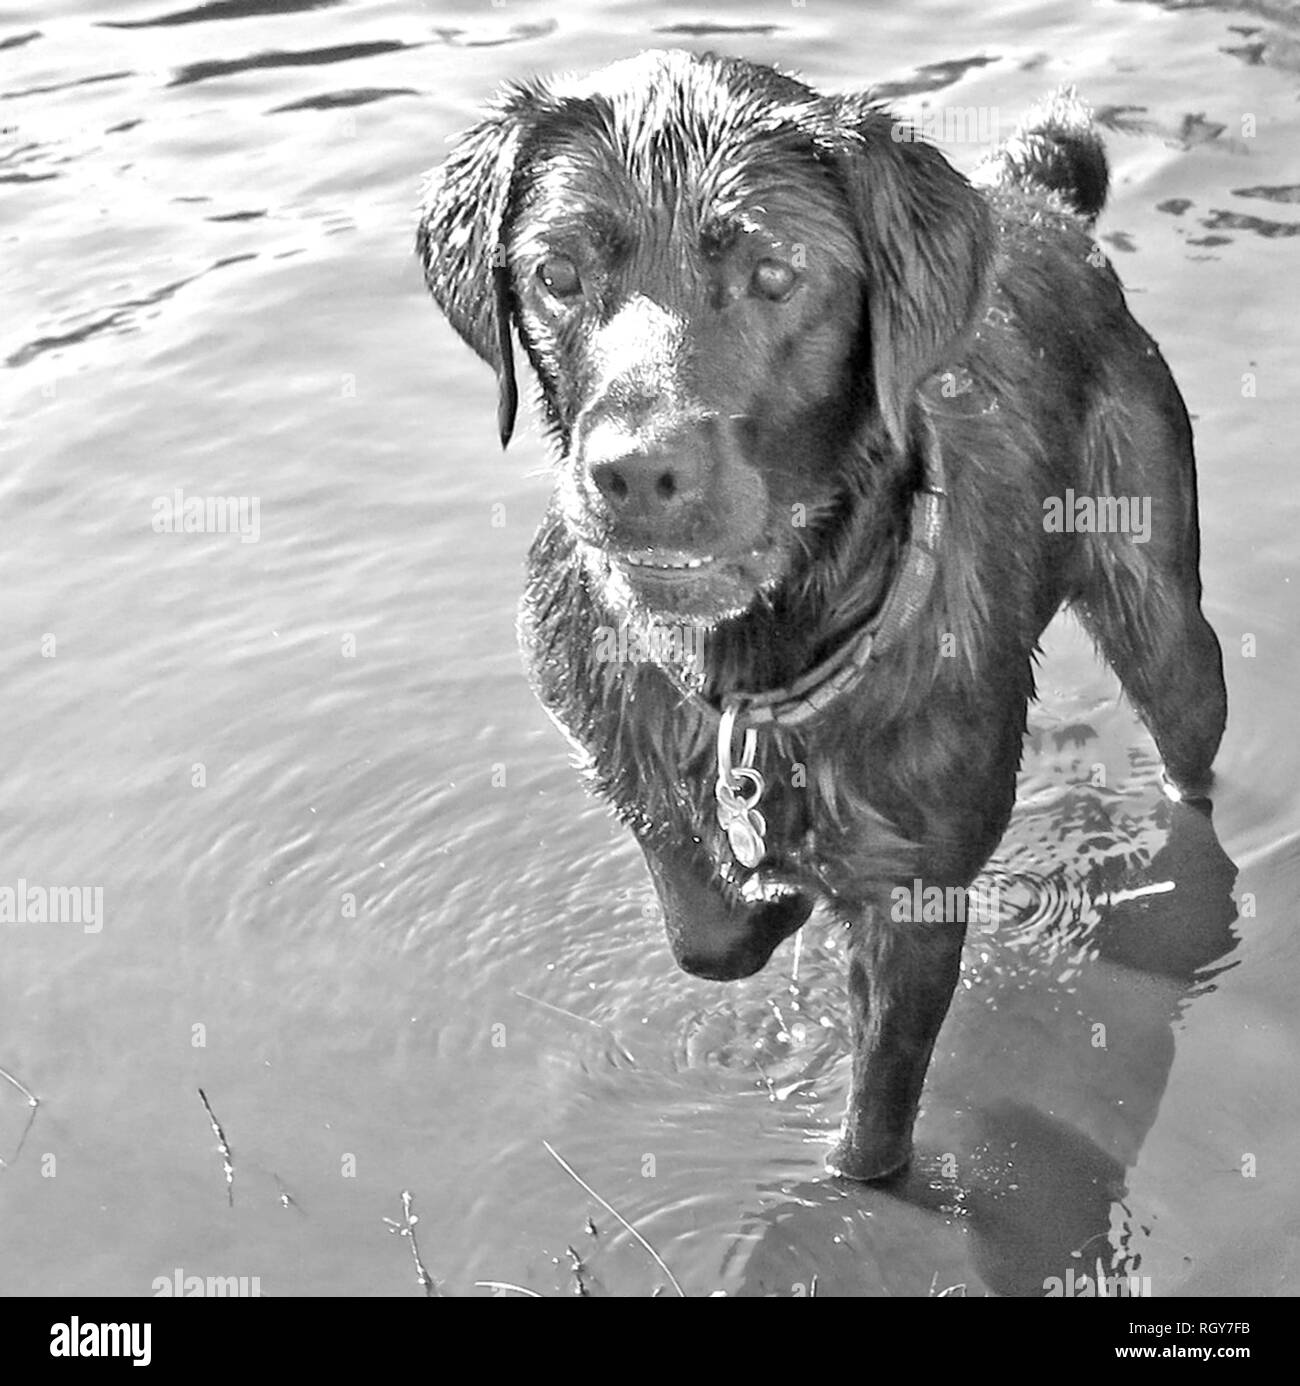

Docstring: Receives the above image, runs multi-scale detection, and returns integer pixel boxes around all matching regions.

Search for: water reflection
[735,796,1238,1296]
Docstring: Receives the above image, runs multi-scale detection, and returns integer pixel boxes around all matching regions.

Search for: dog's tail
[979,86,1109,223]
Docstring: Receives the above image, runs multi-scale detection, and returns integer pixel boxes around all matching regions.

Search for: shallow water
[1,0,1297,1297]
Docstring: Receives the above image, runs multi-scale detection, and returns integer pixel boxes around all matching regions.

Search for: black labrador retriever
[416,51,1227,1181]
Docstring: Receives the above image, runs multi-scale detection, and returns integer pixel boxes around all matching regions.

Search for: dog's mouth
[621,548,719,572]
[603,543,786,622]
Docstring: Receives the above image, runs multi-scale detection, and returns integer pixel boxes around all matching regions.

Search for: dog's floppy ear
[823,102,994,450]
[416,89,540,448]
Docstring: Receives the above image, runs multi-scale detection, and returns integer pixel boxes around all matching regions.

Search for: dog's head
[418,50,992,625]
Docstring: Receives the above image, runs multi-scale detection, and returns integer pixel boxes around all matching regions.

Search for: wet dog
[416,51,1227,1180]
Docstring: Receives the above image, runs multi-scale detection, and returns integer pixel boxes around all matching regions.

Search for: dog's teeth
[625,552,713,569]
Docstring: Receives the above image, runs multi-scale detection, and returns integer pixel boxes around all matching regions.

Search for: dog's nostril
[589,454,693,513]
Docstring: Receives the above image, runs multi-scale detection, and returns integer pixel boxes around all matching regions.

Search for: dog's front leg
[827,894,967,1181]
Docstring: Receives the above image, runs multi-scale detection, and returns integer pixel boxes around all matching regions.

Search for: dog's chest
[517,524,926,897]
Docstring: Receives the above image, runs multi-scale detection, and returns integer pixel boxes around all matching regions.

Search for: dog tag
[725,814,766,869]
[715,767,767,869]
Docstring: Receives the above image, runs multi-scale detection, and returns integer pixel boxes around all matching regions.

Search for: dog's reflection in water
[732,795,1237,1297]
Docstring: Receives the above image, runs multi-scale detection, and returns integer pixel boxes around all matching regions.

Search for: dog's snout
[667,891,814,981]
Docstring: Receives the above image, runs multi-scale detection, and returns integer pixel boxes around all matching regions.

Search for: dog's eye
[536,255,583,300]
[751,258,797,302]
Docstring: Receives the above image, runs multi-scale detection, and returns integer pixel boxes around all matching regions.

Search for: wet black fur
[417,51,1228,1181]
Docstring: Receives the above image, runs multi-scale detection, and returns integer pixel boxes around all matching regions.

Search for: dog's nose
[579,413,710,527]
[588,447,705,519]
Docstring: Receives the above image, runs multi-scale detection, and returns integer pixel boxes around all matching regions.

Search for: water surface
[1,0,1297,1296]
